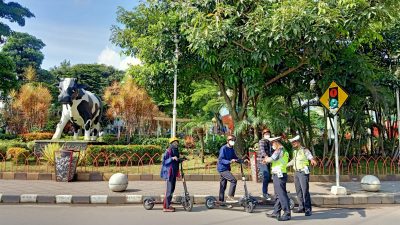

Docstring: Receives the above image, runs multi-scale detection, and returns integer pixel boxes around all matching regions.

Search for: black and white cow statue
[52,78,102,141]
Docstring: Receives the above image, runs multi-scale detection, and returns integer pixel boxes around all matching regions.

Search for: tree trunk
[196,128,205,163]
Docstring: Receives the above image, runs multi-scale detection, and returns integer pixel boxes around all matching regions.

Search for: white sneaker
[263,193,272,201]
[226,196,236,203]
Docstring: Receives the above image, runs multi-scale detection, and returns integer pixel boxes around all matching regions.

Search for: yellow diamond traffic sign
[320,81,349,112]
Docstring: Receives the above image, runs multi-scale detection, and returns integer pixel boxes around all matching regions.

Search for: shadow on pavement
[290,208,366,220]
[124,189,141,193]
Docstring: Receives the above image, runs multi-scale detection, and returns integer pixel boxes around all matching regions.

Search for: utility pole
[171,34,179,138]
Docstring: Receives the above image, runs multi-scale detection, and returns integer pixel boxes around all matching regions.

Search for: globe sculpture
[361,175,381,192]
[108,173,128,192]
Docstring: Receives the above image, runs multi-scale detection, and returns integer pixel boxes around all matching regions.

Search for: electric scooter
[143,157,193,212]
[205,159,258,213]
[256,193,295,210]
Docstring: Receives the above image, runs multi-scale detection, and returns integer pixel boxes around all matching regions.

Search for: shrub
[20,132,53,142]
[202,135,227,155]
[99,134,120,145]
[85,145,163,164]
[0,141,28,157]
[130,137,185,149]
[0,133,17,140]
[6,147,30,164]
[42,143,62,166]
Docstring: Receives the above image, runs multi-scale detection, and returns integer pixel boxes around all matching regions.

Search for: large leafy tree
[112,0,400,154]
[0,0,34,43]
[50,62,124,98]
[0,52,17,96]
[1,32,45,77]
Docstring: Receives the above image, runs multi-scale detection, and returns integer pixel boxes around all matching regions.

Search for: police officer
[264,136,291,221]
[287,135,317,216]
[257,129,272,200]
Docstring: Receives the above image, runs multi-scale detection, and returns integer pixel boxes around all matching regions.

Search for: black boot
[305,210,312,216]
[277,213,291,221]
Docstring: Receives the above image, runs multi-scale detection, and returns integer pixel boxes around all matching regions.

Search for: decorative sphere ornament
[361,175,381,192]
[108,173,128,192]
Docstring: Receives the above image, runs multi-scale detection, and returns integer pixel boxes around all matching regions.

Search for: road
[0,204,398,225]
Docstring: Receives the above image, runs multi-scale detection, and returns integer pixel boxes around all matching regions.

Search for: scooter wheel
[289,198,295,210]
[182,197,193,212]
[245,202,255,213]
[205,197,216,209]
[143,198,155,210]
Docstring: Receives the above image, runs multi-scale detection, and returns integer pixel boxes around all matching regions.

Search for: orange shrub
[6,147,29,163]
[20,132,53,142]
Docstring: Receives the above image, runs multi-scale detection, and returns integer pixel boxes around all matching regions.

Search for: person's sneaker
[277,213,291,221]
[226,196,236,203]
[163,207,175,212]
[305,210,312,216]
[266,212,280,218]
[263,193,272,201]
[293,208,305,213]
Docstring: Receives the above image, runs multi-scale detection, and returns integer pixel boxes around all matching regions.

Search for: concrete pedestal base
[331,186,347,195]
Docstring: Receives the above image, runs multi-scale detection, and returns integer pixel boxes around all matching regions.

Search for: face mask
[264,135,270,139]
[228,140,235,146]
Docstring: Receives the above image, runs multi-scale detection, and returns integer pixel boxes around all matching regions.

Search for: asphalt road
[0,204,398,225]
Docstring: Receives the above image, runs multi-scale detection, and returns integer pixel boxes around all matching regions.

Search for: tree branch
[232,40,253,53]
[265,58,307,87]
[213,73,238,120]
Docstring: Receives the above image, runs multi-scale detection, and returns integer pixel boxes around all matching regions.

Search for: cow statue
[52,78,102,141]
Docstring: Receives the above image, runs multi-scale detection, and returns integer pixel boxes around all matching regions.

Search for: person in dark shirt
[217,134,239,202]
[258,129,272,200]
[160,137,180,212]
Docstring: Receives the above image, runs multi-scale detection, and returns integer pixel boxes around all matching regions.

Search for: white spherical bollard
[108,173,128,192]
[361,175,381,192]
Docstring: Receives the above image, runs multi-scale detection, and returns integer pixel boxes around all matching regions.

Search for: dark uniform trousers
[272,173,290,215]
[219,170,237,201]
[294,171,311,211]
[164,177,177,208]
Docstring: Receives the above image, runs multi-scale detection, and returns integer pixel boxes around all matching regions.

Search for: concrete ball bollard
[108,173,128,192]
[361,175,381,192]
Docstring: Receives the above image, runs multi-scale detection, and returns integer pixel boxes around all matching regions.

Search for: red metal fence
[0,152,399,175]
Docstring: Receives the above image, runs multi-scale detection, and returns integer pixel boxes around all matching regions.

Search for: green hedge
[85,145,163,165]
[0,133,18,140]
[0,140,28,157]
[202,135,227,155]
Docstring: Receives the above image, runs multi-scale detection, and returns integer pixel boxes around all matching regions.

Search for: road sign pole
[334,114,339,187]
[330,111,347,195]
[320,81,349,195]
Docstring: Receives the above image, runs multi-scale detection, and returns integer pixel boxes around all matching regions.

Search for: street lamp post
[171,34,179,138]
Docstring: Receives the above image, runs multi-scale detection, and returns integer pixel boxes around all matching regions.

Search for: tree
[4,67,52,133]
[104,77,160,142]
[0,0,34,43]
[1,32,45,77]
[0,52,17,96]
[50,62,124,98]
[112,0,400,155]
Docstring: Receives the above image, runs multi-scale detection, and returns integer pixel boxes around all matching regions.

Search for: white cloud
[97,46,141,70]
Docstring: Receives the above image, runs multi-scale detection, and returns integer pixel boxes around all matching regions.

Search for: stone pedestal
[331,186,347,195]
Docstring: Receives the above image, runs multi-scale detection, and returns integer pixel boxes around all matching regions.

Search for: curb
[1,193,400,206]
[2,172,400,182]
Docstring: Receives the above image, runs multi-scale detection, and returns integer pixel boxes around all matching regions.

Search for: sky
[5,0,142,70]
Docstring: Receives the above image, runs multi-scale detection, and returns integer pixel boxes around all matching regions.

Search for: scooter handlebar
[178,157,188,163]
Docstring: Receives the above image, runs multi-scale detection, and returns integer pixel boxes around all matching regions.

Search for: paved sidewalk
[1,179,400,205]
